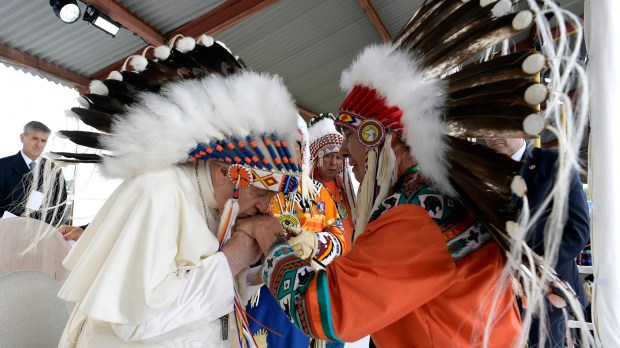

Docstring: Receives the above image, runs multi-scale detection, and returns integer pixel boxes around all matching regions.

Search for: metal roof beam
[357,0,391,42]
[168,0,279,38]
[0,43,89,91]
[84,0,165,46]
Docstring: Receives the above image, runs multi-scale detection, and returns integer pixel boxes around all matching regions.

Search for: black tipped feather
[51,152,102,163]
[57,130,103,149]
[70,107,114,133]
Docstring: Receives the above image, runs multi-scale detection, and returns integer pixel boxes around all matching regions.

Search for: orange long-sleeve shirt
[263,177,521,347]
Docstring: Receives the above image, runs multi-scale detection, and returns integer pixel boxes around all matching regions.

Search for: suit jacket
[520,146,590,307]
[0,152,67,225]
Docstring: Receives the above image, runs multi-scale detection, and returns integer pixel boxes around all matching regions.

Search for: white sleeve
[111,252,235,342]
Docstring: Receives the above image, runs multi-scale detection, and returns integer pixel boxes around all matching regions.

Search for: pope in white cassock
[53,36,306,347]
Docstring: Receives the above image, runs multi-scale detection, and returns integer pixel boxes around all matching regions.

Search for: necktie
[29,161,36,171]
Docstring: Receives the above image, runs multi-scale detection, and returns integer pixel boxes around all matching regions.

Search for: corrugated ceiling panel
[373,0,423,37]
[215,0,384,114]
[118,0,226,34]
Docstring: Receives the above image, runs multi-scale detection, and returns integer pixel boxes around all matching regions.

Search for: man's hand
[221,232,262,276]
[235,215,285,255]
[58,225,84,241]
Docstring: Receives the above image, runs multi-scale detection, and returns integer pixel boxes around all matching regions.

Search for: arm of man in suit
[555,167,590,276]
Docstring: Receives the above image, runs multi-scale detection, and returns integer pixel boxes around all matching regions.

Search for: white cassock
[58,162,258,347]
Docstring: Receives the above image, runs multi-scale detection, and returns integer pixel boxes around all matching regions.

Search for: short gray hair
[23,121,51,135]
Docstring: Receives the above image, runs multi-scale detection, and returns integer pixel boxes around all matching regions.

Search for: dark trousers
[519,297,567,348]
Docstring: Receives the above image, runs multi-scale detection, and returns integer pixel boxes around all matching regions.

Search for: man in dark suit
[0,121,67,225]
[485,137,590,348]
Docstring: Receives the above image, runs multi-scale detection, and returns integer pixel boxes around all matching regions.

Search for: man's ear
[20,133,25,143]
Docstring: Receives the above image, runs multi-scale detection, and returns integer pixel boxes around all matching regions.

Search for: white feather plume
[101,71,299,178]
[198,35,215,47]
[107,71,123,81]
[154,45,171,60]
[297,116,318,201]
[340,44,451,194]
[308,117,341,145]
[176,37,196,53]
[89,80,109,96]
[129,56,149,72]
[76,96,90,109]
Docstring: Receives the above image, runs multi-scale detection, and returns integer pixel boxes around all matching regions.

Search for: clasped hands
[235,214,318,260]
[223,214,319,275]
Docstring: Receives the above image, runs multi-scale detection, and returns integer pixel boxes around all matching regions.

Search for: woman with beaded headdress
[45,35,307,347]
[307,113,357,247]
[236,0,593,347]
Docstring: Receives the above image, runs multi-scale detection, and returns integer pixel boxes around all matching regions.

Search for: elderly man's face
[317,152,343,181]
[339,128,366,182]
[211,165,277,217]
[484,138,525,157]
[20,130,49,161]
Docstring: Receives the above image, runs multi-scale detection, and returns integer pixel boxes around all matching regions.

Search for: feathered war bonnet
[308,113,344,167]
[59,35,301,192]
[54,35,302,346]
[335,0,591,344]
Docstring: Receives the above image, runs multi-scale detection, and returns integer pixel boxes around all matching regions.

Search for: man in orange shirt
[236,43,523,347]
[308,114,356,247]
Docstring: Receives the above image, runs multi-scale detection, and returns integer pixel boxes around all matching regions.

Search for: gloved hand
[285,226,318,259]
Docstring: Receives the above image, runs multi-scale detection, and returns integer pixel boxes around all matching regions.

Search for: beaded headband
[187,135,300,194]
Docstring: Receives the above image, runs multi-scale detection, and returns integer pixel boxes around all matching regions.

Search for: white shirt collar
[20,150,36,167]
[511,140,527,161]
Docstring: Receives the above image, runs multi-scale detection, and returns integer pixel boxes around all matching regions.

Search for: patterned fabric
[246,180,345,347]
[369,171,491,262]
[260,244,337,342]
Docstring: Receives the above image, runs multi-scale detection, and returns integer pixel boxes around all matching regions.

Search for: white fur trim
[510,175,527,197]
[308,118,340,145]
[523,114,546,136]
[176,37,196,53]
[101,71,299,178]
[522,53,546,74]
[513,11,533,30]
[89,80,109,96]
[506,220,518,238]
[76,96,90,109]
[129,56,148,72]
[154,45,171,60]
[340,44,452,194]
[524,84,548,105]
[107,71,123,81]
[198,35,214,47]
[491,0,512,17]
[480,0,498,7]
